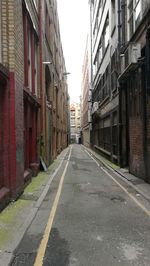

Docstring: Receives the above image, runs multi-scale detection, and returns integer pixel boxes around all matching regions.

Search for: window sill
[94,145,111,156]
[111,25,116,37]
[99,95,110,108]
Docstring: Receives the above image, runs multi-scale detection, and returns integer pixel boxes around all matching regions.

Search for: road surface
[11,144,150,266]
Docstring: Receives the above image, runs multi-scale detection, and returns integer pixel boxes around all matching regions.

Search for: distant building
[70,103,81,143]
[89,0,120,164]
[81,36,90,147]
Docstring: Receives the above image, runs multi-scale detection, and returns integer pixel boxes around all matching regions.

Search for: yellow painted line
[34,147,72,266]
[101,167,150,218]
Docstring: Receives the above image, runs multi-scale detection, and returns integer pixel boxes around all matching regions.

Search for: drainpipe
[117,0,121,48]
[117,0,122,166]
[145,28,150,182]
[39,0,43,133]
[89,0,93,147]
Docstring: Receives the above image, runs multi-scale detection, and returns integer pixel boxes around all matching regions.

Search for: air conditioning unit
[120,43,141,75]
[120,54,125,74]
[92,102,99,114]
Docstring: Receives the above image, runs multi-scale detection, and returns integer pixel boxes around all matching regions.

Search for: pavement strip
[0,147,70,266]
[84,147,150,218]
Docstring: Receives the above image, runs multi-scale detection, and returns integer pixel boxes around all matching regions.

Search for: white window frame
[33,0,38,10]
[104,18,109,49]
[111,0,116,34]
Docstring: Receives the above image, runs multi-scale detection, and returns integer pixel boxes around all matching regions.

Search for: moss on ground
[102,159,119,170]
[0,200,30,248]
[0,158,61,249]
[24,159,60,194]
[24,172,48,194]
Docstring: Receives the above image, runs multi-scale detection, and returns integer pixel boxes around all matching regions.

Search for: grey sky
[57,0,89,103]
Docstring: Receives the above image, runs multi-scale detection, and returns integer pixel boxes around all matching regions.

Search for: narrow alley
[1,0,150,265]
[10,145,150,266]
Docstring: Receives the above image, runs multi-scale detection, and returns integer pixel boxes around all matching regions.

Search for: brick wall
[146,95,150,182]
[42,0,68,163]
[129,117,146,179]
[1,0,24,198]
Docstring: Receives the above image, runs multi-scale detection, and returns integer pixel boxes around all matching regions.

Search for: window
[135,0,141,27]
[98,116,111,152]
[128,0,134,38]
[111,51,118,93]
[93,56,99,78]
[34,42,38,96]
[103,17,109,51]
[45,5,49,39]
[97,0,103,27]
[28,27,32,91]
[33,0,38,10]
[98,43,102,65]
[111,0,116,33]
[128,0,142,39]
[23,7,39,95]
[112,111,118,155]
[93,0,105,45]
[93,18,98,44]
[104,21,109,48]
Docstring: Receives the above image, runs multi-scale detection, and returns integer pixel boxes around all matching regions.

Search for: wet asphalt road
[11,144,150,266]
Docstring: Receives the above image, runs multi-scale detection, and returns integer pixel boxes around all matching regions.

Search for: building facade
[89,0,120,164]
[23,0,41,181]
[119,0,150,182]
[0,0,26,208]
[89,0,150,183]
[40,0,69,164]
[81,36,90,147]
[0,0,69,210]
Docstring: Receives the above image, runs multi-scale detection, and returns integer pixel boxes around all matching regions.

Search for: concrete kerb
[0,147,70,266]
[83,145,150,203]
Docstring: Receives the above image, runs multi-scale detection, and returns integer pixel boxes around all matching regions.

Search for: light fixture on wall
[42,61,52,65]
[63,72,71,76]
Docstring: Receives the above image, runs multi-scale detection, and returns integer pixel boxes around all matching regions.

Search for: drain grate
[130,179,145,185]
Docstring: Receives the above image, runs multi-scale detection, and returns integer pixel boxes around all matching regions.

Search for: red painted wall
[9,72,24,197]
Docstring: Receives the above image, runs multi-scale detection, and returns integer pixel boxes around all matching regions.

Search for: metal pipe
[117,0,121,48]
